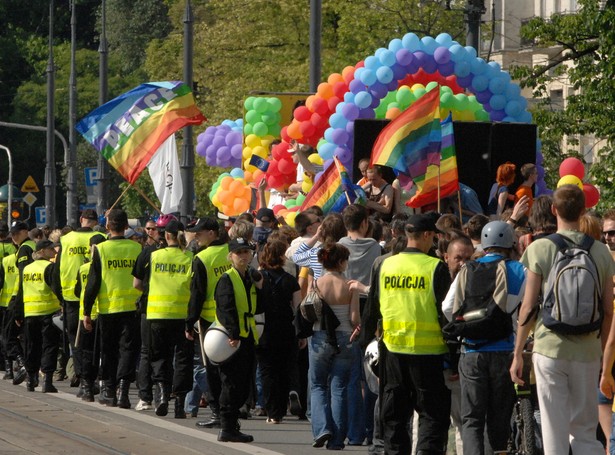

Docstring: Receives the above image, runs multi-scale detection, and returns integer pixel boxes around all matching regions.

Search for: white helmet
[52,313,63,331]
[363,339,380,394]
[481,220,516,249]
[254,313,265,338]
[203,322,240,364]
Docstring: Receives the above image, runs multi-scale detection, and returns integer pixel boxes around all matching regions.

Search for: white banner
[147,134,183,214]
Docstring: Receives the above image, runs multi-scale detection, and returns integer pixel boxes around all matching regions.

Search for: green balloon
[269,124,281,137]
[454,94,469,111]
[253,122,268,137]
[262,112,280,126]
[413,88,427,99]
[296,193,306,205]
[245,110,261,125]
[243,123,253,135]
[426,81,439,92]
[244,97,255,111]
[284,199,296,208]
[440,85,453,95]
[268,97,282,112]
[440,92,454,109]
[253,98,268,113]
[396,87,412,106]
[475,109,490,121]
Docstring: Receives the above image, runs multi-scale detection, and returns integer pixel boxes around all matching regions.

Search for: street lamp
[0,145,14,227]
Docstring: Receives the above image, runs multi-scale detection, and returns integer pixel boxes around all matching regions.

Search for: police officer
[14,240,61,392]
[83,209,142,409]
[73,235,107,402]
[132,214,175,411]
[137,220,193,418]
[51,209,104,397]
[185,217,231,429]
[215,237,266,443]
[5,221,36,385]
[362,214,452,455]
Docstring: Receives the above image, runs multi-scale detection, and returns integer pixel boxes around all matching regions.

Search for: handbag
[300,279,324,323]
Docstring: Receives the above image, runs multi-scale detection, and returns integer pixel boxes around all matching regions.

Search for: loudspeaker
[353,119,537,211]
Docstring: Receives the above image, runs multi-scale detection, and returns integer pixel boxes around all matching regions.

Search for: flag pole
[333,156,352,205]
[437,165,441,213]
[108,182,162,215]
[457,191,463,225]
[108,185,132,211]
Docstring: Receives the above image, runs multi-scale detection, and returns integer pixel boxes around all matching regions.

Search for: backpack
[540,233,602,335]
[442,258,513,345]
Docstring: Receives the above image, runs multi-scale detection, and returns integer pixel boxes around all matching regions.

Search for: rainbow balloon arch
[196,32,597,221]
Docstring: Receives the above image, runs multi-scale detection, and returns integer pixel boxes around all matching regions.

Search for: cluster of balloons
[242,133,276,177]
[209,172,253,216]
[265,142,298,191]
[196,119,244,168]
[317,32,533,170]
[556,157,600,208]
[398,68,463,94]
[243,97,282,138]
[282,68,357,148]
[374,83,489,121]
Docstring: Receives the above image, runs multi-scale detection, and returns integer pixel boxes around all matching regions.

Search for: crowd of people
[0,165,614,455]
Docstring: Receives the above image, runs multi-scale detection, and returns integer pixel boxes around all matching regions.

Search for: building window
[550,89,564,110]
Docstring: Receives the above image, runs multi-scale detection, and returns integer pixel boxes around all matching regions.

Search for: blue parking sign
[35,207,47,225]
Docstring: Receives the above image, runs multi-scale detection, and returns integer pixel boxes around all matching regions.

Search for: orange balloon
[220,176,233,191]
[229,179,244,196]
[342,66,355,83]
[327,73,343,85]
[252,169,264,181]
[233,198,250,214]
[305,95,315,111]
[242,187,252,200]
[243,170,253,182]
[286,121,302,140]
[386,107,401,120]
[317,82,334,99]
[218,190,232,206]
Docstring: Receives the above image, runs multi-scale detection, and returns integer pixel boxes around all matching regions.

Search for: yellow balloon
[253,146,268,158]
[410,84,425,92]
[307,153,324,165]
[245,134,260,148]
[301,180,313,194]
[242,146,253,160]
[285,211,297,228]
[557,174,583,189]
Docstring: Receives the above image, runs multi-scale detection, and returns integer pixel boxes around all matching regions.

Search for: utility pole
[0,145,13,227]
[309,0,322,92]
[67,0,78,227]
[465,0,486,52]
[45,0,57,227]
[97,0,110,218]
[180,0,194,221]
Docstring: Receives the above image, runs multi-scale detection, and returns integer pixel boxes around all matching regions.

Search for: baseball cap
[35,239,55,251]
[405,214,442,233]
[255,208,276,223]
[228,237,254,253]
[164,220,185,235]
[186,217,220,233]
[81,209,98,221]
[10,221,29,234]
[124,228,143,239]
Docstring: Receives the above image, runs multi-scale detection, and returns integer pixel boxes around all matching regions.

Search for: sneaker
[312,433,332,448]
[252,407,266,417]
[135,399,152,411]
[266,417,281,424]
[217,430,253,443]
[288,390,302,416]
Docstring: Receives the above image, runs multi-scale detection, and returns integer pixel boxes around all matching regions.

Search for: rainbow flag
[300,158,365,214]
[406,113,459,208]
[370,87,441,174]
[76,81,205,184]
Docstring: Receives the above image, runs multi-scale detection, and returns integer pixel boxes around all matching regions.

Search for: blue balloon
[518,111,533,123]
[364,56,380,69]
[355,92,373,109]
[388,38,403,53]
[435,33,453,47]
[505,100,522,117]
[464,46,478,60]
[329,113,348,129]
[230,168,244,178]
[343,92,356,103]
[449,44,467,63]
[402,33,421,51]
[318,142,336,160]
[360,69,377,86]
[379,50,396,67]
[324,127,335,143]
[471,75,489,92]
[505,83,521,100]
[420,36,438,55]
[489,95,506,111]
[470,58,487,75]
[376,66,394,84]
[454,60,471,77]
[488,76,506,95]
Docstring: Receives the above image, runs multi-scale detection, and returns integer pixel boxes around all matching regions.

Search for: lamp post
[309,0,322,93]
[67,0,78,227]
[180,0,194,221]
[97,0,110,217]
[0,145,13,227]
[46,0,57,227]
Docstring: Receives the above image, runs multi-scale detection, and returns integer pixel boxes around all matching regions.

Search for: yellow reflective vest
[195,244,231,322]
[217,267,259,343]
[0,254,18,308]
[23,260,61,317]
[147,247,193,320]
[16,240,36,271]
[59,231,101,301]
[379,252,447,355]
[96,239,142,314]
[78,262,98,320]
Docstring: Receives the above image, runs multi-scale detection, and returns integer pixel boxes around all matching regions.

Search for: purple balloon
[438,61,455,77]
[216,146,229,160]
[370,95,381,109]
[422,54,438,74]
[396,48,414,67]
[336,147,352,163]
[204,127,216,137]
[345,121,355,135]
[391,63,407,81]
[359,107,376,119]
[212,135,225,147]
[196,142,207,157]
[433,47,451,64]
[217,124,231,133]
[331,129,349,146]
[349,79,365,95]
[536,150,544,166]
[230,144,243,160]
[386,79,399,91]
[413,51,427,67]
[456,74,473,88]
[342,103,360,121]
[369,82,388,99]
[475,89,493,104]
[490,110,506,121]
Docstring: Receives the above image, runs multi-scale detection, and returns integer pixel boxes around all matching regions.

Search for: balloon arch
[198,33,549,219]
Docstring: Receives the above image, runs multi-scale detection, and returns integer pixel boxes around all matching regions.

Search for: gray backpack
[541,234,602,335]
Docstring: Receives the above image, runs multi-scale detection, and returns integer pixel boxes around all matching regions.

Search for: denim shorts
[598,387,614,405]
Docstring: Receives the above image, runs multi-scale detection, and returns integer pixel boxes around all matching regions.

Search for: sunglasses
[145,227,157,231]
[603,230,615,237]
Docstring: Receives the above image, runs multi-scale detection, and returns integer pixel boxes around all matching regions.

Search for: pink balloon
[559,157,585,179]
[583,183,600,208]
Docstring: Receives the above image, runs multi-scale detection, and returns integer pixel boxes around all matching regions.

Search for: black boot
[155,382,169,416]
[196,408,221,428]
[174,393,186,419]
[42,373,58,393]
[76,379,85,398]
[99,382,117,406]
[82,379,95,402]
[217,429,254,443]
[117,379,131,409]
[12,356,27,386]
[3,360,13,380]
[26,372,38,392]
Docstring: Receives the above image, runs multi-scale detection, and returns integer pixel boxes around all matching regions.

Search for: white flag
[147,134,183,214]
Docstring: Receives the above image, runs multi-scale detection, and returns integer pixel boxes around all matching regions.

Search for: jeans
[459,351,515,454]
[309,330,354,449]
[185,339,207,417]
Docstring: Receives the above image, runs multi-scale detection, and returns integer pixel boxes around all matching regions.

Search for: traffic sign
[23,192,37,206]
[21,176,40,193]
[35,207,47,225]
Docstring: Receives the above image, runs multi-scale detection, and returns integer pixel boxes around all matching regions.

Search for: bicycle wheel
[519,397,538,455]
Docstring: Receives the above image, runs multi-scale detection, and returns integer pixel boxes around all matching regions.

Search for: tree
[510,0,615,212]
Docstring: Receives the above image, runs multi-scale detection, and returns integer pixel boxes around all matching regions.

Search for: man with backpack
[443,221,526,454]
[511,184,615,455]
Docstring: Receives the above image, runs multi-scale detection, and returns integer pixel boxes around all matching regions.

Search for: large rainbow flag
[406,113,459,208]
[76,81,205,184]
[300,157,365,214]
[370,87,441,175]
